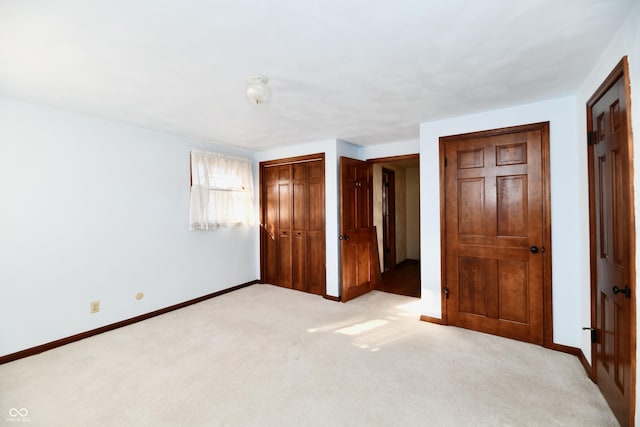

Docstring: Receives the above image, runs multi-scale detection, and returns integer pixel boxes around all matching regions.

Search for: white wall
[419,96,580,348]
[359,139,419,160]
[574,2,640,422]
[406,167,420,260]
[372,164,385,270]
[0,97,259,357]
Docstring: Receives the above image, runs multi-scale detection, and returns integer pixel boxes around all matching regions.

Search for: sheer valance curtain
[189,150,255,230]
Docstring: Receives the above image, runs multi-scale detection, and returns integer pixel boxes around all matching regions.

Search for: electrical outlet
[90,301,100,314]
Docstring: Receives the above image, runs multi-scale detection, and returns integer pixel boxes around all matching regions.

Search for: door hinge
[587,131,597,146]
[443,287,450,299]
[444,157,448,167]
[583,327,598,343]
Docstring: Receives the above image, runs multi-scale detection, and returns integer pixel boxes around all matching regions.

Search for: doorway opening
[370,155,421,298]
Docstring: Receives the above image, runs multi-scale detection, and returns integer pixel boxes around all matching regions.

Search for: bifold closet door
[305,161,325,295]
[261,156,325,295]
[276,165,292,288]
[291,161,325,294]
[262,166,279,285]
[292,163,307,291]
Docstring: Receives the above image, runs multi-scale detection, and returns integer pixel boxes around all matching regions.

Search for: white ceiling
[0,0,635,150]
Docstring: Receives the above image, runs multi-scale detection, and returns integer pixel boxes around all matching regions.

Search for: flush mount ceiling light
[246,75,270,105]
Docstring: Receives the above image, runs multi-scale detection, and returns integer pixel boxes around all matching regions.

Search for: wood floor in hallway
[376,259,420,298]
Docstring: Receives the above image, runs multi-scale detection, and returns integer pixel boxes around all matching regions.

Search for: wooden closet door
[306,161,325,295]
[277,165,292,288]
[262,167,279,285]
[260,154,325,295]
[292,163,307,291]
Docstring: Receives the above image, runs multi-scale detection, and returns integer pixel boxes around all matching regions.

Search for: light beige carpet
[0,284,618,426]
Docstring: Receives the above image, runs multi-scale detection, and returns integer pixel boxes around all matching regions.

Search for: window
[189,150,255,230]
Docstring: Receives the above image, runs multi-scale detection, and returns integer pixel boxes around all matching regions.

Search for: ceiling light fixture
[246,75,270,105]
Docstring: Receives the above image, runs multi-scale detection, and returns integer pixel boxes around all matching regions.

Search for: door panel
[340,157,375,302]
[443,125,547,345]
[589,68,632,427]
[307,161,326,295]
[277,166,292,288]
[292,164,307,230]
[457,178,485,235]
[496,175,527,237]
[458,257,491,316]
[292,230,305,291]
[263,168,279,284]
[498,259,528,323]
[292,164,307,291]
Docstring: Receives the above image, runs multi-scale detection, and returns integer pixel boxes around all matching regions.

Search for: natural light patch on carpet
[334,319,389,336]
[306,317,368,333]
[396,298,430,316]
[348,322,423,351]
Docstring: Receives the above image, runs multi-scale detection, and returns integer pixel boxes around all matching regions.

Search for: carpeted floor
[0,284,618,426]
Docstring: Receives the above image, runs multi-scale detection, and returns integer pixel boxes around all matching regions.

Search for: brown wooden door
[262,165,285,286]
[305,160,326,295]
[291,161,326,294]
[292,163,307,292]
[261,155,326,295]
[340,156,375,302]
[588,64,633,427]
[263,164,293,288]
[442,123,548,345]
[279,166,293,288]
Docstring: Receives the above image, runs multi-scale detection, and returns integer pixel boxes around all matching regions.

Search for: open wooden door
[588,57,635,427]
[340,157,375,302]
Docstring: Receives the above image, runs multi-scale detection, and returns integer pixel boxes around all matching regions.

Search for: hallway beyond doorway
[376,259,420,298]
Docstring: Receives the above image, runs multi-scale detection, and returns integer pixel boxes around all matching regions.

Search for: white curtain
[189,150,255,230]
